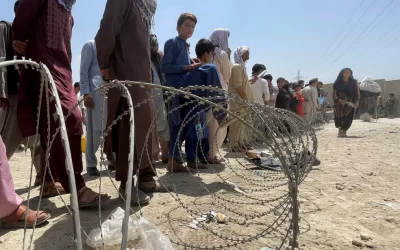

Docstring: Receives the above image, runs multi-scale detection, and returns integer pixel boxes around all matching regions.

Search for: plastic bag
[86,207,139,248]
[86,207,175,250]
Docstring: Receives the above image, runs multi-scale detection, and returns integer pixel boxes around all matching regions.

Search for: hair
[251,64,266,75]
[74,82,80,88]
[389,93,395,96]
[334,68,356,87]
[309,78,318,85]
[277,77,285,84]
[177,13,197,27]
[283,83,291,92]
[195,38,215,58]
[318,81,323,85]
[298,80,304,85]
[14,1,19,13]
[262,74,273,81]
[293,84,302,89]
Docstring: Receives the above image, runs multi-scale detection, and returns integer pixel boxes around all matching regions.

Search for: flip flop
[0,205,51,228]
[118,186,151,206]
[77,187,111,208]
[166,159,189,173]
[138,180,170,193]
[187,161,208,170]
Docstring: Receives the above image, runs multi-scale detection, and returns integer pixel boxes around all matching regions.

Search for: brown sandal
[77,187,110,208]
[0,205,51,228]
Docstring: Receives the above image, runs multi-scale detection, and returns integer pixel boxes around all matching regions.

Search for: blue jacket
[176,64,227,138]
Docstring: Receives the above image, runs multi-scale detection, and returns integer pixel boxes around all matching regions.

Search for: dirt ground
[1,119,399,250]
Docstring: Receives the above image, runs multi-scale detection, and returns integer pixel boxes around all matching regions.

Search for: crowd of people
[0,0,395,230]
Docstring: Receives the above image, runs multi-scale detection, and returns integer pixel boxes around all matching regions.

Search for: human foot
[77,187,110,208]
[118,184,151,206]
[0,205,51,228]
[86,167,100,176]
[41,182,66,198]
[166,158,188,173]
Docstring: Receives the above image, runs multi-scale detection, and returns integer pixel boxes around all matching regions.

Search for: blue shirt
[161,36,191,88]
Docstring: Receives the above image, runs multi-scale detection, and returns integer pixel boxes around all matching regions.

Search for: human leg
[85,109,100,176]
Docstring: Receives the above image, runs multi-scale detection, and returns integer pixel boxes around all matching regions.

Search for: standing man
[386,93,397,119]
[79,40,106,176]
[13,0,109,204]
[0,0,42,187]
[250,64,270,106]
[302,78,319,122]
[96,0,164,206]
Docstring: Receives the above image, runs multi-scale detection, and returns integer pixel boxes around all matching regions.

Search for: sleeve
[161,39,185,74]
[229,65,243,89]
[312,88,318,107]
[79,42,93,95]
[220,52,231,84]
[95,0,128,70]
[12,0,42,42]
[261,79,270,101]
[354,82,360,101]
[0,23,8,99]
[208,67,227,120]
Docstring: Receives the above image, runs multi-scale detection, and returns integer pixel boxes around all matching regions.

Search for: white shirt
[212,47,231,90]
[251,78,270,105]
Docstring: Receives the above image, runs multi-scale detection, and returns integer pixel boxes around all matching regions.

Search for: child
[386,93,397,119]
[161,13,201,172]
[294,84,304,116]
[180,39,227,168]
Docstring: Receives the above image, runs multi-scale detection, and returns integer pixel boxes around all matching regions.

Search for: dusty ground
[0,119,399,250]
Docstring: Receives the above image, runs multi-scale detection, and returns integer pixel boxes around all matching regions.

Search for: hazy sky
[1,0,399,83]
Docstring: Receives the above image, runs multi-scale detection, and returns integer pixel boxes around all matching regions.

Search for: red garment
[295,92,304,116]
[13,0,84,193]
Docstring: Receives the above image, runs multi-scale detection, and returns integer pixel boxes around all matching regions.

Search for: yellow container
[81,135,86,153]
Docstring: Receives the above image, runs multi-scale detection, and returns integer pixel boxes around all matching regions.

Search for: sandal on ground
[166,158,189,173]
[187,160,208,170]
[118,185,151,206]
[41,182,66,198]
[0,205,51,228]
[138,180,170,193]
[77,187,110,208]
[200,157,225,164]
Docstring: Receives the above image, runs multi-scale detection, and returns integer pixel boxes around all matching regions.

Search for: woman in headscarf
[228,46,254,152]
[13,0,110,207]
[333,68,360,137]
[207,28,231,163]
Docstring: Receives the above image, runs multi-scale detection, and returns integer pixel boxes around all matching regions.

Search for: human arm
[261,79,270,104]
[230,66,247,100]
[353,82,360,109]
[79,42,95,109]
[220,52,231,84]
[95,0,128,71]
[161,39,186,74]
[12,0,41,49]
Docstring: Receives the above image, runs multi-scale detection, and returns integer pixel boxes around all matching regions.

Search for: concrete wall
[322,79,400,117]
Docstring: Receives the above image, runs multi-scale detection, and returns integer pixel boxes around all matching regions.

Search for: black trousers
[335,109,355,131]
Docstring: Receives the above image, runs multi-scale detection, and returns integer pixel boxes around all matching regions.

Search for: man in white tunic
[302,78,319,122]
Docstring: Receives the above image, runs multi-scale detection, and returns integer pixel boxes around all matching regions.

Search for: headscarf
[56,0,76,12]
[234,46,249,66]
[359,76,381,93]
[134,0,158,31]
[209,28,230,53]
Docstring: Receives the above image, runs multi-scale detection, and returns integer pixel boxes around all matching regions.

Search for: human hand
[101,68,111,81]
[338,99,347,106]
[250,76,258,84]
[0,98,8,109]
[83,94,94,109]
[13,40,28,56]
